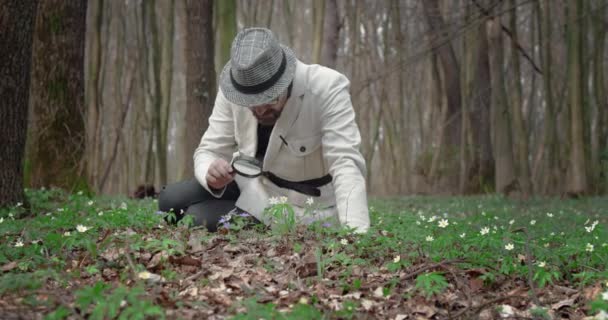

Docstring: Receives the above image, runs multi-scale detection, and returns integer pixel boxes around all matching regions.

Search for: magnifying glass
[231,154,263,178]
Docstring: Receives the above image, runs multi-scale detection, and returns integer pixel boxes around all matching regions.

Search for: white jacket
[193,60,370,232]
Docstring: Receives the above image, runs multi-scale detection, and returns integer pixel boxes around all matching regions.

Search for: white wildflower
[76,225,90,233]
[393,255,401,263]
[481,211,486,216]
[16,202,22,207]
[77,191,83,195]
[425,235,434,242]
[428,215,437,223]
[550,232,555,236]
[279,196,288,204]
[8,213,14,218]
[586,243,594,252]
[63,231,71,237]
[268,197,279,205]
[416,221,421,225]
[438,219,449,228]
[57,208,64,212]
[98,211,103,216]
[546,212,553,218]
[530,220,536,225]
[544,243,550,248]
[340,239,348,246]
[306,197,314,206]
[602,291,608,301]
[480,227,490,236]
[504,243,514,251]
[0,217,3,224]
[15,240,24,247]
[537,261,546,268]
[87,201,94,206]
[509,219,515,225]
[459,233,466,238]
[120,202,127,210]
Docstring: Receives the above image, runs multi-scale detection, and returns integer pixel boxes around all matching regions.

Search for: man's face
[249,93,288,125]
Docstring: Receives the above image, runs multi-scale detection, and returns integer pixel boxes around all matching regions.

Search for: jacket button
[300,146,306,152]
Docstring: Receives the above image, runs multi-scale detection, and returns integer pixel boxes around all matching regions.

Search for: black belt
[265,172,332,197]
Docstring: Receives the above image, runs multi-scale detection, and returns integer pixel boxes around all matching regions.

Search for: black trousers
[158,179,240,231]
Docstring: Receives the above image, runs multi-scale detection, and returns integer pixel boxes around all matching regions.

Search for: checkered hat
[219,28,297,107]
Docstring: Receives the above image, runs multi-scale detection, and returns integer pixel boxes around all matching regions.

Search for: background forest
[3,0,608,203]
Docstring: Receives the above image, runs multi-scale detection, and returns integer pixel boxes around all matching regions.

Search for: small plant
[74,281,164,320]
[415,272,449,299]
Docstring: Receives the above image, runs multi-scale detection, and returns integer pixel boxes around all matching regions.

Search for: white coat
[194,60,370,232]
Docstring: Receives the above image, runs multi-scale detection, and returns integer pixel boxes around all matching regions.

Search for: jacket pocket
[286,135,322,157]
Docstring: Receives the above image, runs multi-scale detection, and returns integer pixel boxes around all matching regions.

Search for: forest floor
[0,189,607,319]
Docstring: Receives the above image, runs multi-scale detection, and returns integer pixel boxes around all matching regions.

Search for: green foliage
[75,282,164,320]
[415,272,449,298]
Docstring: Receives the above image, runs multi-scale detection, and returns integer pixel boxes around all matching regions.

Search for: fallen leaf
[361,299,375,311]
[223,243,248,253]
[498,304,515,318]
[169,255,200,267]
[147,251,169,269]
[373,286,384,298]
[551,295,578,310]
[179,286,198,297]
[394,315,408,320]
[1,261,18,272]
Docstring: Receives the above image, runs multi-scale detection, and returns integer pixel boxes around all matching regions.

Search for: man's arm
[194,90,237,197]
[320,74,370,233]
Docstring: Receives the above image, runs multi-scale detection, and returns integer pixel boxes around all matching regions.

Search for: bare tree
[183,0,216,179]
[27,0,87,191]
[321,0,339,68]
[0,0,38,207]
[487,17,517,195]
[566,0,587,195]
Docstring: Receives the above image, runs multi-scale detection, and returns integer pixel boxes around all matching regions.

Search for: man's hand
[206,158,235,190]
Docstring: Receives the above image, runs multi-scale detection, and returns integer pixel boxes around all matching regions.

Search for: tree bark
[215,0,236,75]
[183,0,215,179]
[321,0,339,68]
[422,0,462,149]
[312,0,325,64]
[591,2,606,193]
[27,0,87,191]
[487,17,517,195]
[566,0,587,195]
[469,20,494,193]
[0,0,38,207]
[509,0,532,197]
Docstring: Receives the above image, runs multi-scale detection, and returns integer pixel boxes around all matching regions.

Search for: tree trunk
[215,0,236,75]
[0,0,38,207]
[312,0,325,64]
[422,0,462,149]
[469,20,494,193]
[509,0,531,197]
[27,0,87,191]
[183,0,215,179]
[566,0,587,195]
[320,0,339,68]
[487,17,517,195]
[591,2,606,193]
[538,0,560,194]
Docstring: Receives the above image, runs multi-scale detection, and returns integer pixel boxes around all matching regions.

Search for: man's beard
[254,109,282,125]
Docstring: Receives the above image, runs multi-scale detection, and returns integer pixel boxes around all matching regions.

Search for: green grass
[0,189,607,319]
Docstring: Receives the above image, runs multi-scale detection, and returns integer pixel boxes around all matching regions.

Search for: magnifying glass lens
[233,158,262,177]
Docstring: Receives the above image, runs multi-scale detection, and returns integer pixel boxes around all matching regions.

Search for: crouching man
[159,28,369,233]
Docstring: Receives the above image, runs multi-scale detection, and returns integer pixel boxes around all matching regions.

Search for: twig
[400,258,465,280]
[449,293,527,319]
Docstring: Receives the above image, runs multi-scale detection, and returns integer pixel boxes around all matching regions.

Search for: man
[159,28,369,233]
